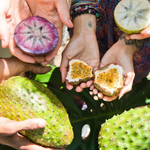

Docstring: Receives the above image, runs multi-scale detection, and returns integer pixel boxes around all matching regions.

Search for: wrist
[72,13,96,36]
[119,34,145,52]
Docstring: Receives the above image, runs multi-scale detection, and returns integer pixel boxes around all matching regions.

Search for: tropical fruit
[66,59,93,85]
[94,64,125,96]
[14,16,58,55]
[98,106,150,150]
[114,0,150,34]
[0,76,73,148]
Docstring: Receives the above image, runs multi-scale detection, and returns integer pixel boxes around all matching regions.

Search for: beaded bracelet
[70,2,100,20]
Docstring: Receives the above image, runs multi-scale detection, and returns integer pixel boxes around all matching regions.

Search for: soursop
[99,106,150,150]
[0,76,73,148]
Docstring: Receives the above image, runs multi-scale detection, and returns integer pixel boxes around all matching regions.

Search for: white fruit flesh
[114,0,150,34]
[94,64,124,94]
[66,59,93,83]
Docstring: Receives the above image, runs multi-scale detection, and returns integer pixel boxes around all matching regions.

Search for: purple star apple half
[14,16,59,55]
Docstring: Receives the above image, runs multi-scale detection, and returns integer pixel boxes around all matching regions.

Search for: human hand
[0,117,65,150]
[60,15,100,92]
[126,24,150,40]
[90,35,138,102]
[0,0,40,63]
[26,0,73,65]
[0,56,51,83]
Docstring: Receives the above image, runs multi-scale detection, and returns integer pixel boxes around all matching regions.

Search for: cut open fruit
[14,16,59,55]
[114,0,150,34]
[66,59,93,85]
[94,64,125,97]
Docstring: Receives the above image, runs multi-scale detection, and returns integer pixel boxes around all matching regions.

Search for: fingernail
[1,40,6,48]
[103,98,107,101]
[68,19,73,26]
[118,94,123,100]
[38,119,47,128]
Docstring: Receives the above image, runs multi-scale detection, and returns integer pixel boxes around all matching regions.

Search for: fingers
[103,95,118,102]
[60,53,69,83]
[126,25,150,40]
[9,38,35,63]
[118,72,135,99]
[66,81,74,90]
[3,133,59,150]
[55,0,73,28]
[0,10,9,48]
[0,118,46,135]
[126,34,149,40]
[26,63,52,74]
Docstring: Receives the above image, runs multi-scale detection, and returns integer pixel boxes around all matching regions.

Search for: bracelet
[70,2,100,20]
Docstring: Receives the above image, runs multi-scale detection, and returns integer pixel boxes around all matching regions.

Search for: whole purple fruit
[14,16,59,55]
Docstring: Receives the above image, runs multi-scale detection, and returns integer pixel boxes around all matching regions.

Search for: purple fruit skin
[14,16,59,55]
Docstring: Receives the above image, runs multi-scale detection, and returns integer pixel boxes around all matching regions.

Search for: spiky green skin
[0,76,73,148]
[98,106,150,150]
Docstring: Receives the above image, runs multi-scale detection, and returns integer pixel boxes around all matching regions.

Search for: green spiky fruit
[114,0,150,34]
[0,76,73,148]
[98,106,150,150]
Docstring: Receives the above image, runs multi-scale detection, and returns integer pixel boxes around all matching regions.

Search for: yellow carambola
[0,76,73,148]
[99,106,150,149]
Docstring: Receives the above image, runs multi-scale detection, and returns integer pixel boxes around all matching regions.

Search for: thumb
[55,0,73,28]
[119,72,135,99]
[27,64,52,74]
[11,118,47,133]
[60,54,69,83]
[0,11,9,48]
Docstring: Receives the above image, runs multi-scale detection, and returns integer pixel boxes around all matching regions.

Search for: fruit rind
[66,59,93,85]
[94,64,125,96]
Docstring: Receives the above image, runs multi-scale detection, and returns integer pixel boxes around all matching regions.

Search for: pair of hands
[60,14,150,102]
[0,0,73,66]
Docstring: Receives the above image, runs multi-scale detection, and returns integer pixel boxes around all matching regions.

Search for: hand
[0,117,65,150]
[60,15,100,92]
[126,24,150,40]
[0,0,38,63]
[26,0,73,65]
[0,56,51,83]
[90,36,137,102]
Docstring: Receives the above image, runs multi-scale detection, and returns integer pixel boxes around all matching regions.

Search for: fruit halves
[99,106,150,150]
[0,76,73,148]
[66,59,125,97]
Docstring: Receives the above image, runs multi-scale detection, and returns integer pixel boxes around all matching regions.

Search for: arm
[0,56,51,83]
[92,34,146,101]
[60,12,100,92]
